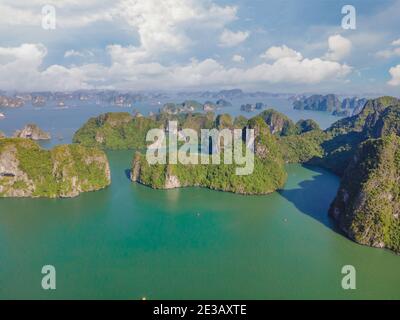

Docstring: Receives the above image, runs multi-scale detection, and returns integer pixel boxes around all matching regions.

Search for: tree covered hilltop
[74,96,400,253]
[131,116,288,195]
[0,138,111,198]
[329,135,400,253]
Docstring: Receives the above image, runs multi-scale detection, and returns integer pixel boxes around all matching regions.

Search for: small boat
[0,112,5,119]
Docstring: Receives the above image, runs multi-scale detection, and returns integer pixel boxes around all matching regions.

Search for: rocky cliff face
[259,109,296,136]
[165,173,181,189]
[131,154,181,190]
[0,144,35,197]
[13,124,51,140]
[0,139,111,198]
[130,153,142,183]
[329,135,400,253]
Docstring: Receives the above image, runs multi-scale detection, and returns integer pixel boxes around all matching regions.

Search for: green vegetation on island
[295,119,320,134]
[280,96,400,175]
[74,112,238,149]
[73,112,160,150]
[329,135,400,253]
[0,138,111,198]
[131,116,287,195]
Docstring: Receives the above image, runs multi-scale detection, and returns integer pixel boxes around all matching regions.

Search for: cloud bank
[0,42,352,91]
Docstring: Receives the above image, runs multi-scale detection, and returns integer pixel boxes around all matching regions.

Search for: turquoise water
[0,151,399,299]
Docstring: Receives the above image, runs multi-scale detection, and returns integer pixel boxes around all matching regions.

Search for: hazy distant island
[240,102,265,113]
[160,100,224,114]
[0,95,25,108]
[292,94,368,117]
[0,89,236,109]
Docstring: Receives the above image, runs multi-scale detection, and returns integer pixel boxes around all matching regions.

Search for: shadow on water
[278,165,342,234]
[124,169,131,180]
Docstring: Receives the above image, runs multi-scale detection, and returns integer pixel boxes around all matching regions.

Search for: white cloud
[232,54,245,63]
[391,38,400,46]
[376,38,400,58]
[325,34,352,61]
[376,48,400,59]
[65,50,82,58]
[0,44,87,91]
[0,4,40,26]
[86,41,347,89]
[86,44,351,89]
[0,40,352,91]
[117,0,237,55]
[65,49,95,58]
[219,29,249,47]
[0,0,237,49]
[388,65,400,86]
[260,45,303,61]
[0,43,47,64]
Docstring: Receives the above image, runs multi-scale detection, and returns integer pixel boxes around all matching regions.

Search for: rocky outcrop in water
[293,94,367,117]
[293,94,341,112]
[0,139,111,198]
[0,95,24,108]
[13,124,51,140]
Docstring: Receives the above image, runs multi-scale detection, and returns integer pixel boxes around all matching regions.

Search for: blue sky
[0,0,399,94]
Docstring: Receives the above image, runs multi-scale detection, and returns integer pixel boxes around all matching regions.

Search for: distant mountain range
[177,89,293,100]
[0,89,386,114]
[292,94,369,117]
